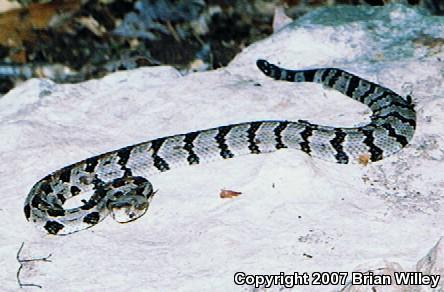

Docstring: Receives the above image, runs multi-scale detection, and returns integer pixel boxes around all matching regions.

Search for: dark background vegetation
[0,0,442,93]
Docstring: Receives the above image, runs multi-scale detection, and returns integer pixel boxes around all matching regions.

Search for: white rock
[342,261,408,292]
[416,237,444,291]
[272,6,293,33]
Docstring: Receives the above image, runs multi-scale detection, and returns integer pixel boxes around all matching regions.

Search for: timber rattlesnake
[24,60,416,235]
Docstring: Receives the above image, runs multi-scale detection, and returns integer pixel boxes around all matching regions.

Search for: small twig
[16,242,52,289]
[166,21,181,43]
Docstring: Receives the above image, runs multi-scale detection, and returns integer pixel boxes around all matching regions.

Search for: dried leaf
[220,189,242,199]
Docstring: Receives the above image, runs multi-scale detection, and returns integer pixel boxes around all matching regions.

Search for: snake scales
[24,60,416,235]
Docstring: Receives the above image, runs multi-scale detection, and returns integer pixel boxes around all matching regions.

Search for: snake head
[105,176,155,224]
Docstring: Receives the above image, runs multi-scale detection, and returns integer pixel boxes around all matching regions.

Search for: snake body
[24,60,416,235]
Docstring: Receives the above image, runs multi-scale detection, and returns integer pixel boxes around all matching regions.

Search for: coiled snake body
[24,60,416,235]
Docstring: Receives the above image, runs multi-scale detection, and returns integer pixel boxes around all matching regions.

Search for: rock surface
[1,4,444,291]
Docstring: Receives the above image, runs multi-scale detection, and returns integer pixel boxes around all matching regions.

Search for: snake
[24,59,416,235]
